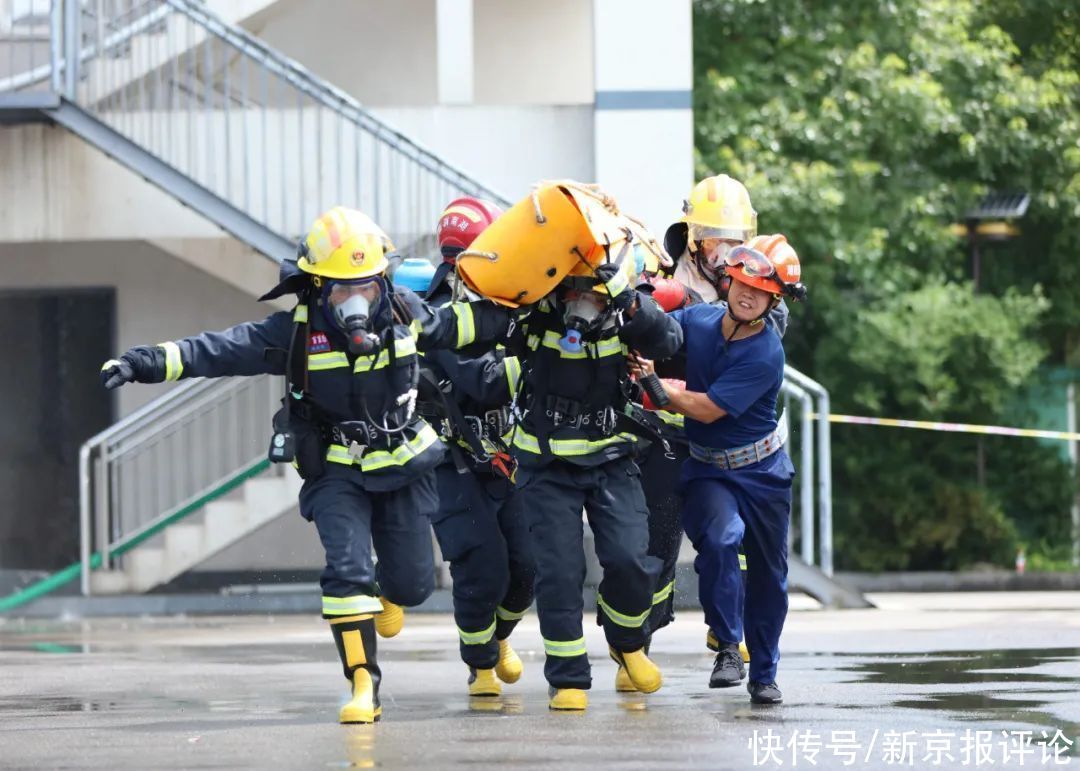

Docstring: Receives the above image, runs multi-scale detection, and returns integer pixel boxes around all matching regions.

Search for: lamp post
[954,192,1030,487]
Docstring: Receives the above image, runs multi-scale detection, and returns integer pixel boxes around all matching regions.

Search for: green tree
[693,0,1080,570]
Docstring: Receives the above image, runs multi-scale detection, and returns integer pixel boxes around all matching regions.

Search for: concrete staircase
[90,471,302,594]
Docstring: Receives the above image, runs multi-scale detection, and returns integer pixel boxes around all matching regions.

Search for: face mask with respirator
[325,279,384,355]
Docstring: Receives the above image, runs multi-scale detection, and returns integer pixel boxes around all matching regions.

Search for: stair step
[242,474,302,524]
[89,569,132,594]
[201,501,251,551]
[126,547,167,593]
[164,523,206,576]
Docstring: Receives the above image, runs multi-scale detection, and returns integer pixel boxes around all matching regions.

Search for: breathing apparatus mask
[323,276,387,355]
[557,280,610,353]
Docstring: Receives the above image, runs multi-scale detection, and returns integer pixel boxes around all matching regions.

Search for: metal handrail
[78,373,281,594]
[784,367,834,575]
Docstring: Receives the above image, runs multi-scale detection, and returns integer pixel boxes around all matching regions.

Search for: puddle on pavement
[834,648,1080,686]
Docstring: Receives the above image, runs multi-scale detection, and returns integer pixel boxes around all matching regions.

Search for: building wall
[472,0,593,105]
[245,0,439,106]
[0,240,269,417]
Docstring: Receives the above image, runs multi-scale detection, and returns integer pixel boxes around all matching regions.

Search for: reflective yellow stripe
[458,618,497,646]
[739,553,747,571]
[652,581,674,606]
[654,410,685,428]
[308,351,349,371]
[511,430,637,456]
[539,330,623,360]
[326,445,354,465]
[158,341,183,382]
[543,637,587,657]
[496,605,527,621]
[596,593,649,628]
[505,356,522,394]
[603,266,629,296]
[293,305,309,322]
[409,319,423,337]
[526,334,540,350]
[353,336,418,372]
[451,303,476,348]
[324,424,440,471]
[360,424,439,471]
[322,594,384,616]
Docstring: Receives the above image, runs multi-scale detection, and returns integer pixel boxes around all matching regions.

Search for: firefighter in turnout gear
[417,197,535,697]
[427,251,683,710]
[100,207,513,724]
[507,249,682,711]
[663,174,758,303]
[630,234,806,705]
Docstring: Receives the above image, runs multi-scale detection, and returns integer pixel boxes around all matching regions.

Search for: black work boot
[748,680,783,704]
[709,642,746,688]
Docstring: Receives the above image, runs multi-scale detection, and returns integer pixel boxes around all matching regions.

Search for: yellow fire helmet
[663,174,757,258]
[297,206,395,280]
[457,181,663,307]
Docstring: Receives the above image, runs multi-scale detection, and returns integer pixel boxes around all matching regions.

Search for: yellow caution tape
[816,413,1080,442]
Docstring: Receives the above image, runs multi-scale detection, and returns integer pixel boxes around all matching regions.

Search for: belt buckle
[347,441,367,461]
[598,407,616,435]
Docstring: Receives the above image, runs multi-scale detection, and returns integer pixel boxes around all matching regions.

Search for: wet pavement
[0,593,1078,770]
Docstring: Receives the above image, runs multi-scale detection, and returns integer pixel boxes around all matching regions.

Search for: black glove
[594,263,635,313]
[100,346,167,390]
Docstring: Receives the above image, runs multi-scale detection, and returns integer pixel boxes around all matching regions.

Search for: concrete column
[592,0,694,234]
[436,0,474,104]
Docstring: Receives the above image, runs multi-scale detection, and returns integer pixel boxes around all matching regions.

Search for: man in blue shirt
[631,234,806,704]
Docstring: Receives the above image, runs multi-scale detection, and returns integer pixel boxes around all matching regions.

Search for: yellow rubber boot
[468,667,502,697]
[615,665,638,693]
[609,647,662,694]
[375,598,404,638]
[739,641,750,663]
[340,668,381,724]
[330,615,382,724]
[495,639,523,684]
[549,688,588,711]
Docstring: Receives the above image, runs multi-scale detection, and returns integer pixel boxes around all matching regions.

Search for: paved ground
[1,593,1078,770]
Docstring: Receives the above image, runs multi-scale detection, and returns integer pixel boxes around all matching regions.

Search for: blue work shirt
[669,304,785,450]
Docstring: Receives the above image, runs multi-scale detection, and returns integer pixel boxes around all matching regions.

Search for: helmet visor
[687,222,753,243]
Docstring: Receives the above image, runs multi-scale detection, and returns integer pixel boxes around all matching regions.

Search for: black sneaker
[709,643,746,688]
[748,680,783,704]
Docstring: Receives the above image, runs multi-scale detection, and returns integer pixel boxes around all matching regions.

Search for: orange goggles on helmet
[725,246,807,300]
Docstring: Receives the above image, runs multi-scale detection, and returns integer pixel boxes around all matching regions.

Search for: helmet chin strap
[724,296,779,348]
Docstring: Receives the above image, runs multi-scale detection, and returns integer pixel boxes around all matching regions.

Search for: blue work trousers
[681,451,793,683]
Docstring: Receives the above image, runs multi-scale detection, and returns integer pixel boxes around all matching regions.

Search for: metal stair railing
[2,0,511,251]
[78,374,282,595]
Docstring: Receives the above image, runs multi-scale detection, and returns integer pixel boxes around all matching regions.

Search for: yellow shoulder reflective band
[504,356,522,394]
[596,593,649,628]
[293,304,309,323]
[157,341,183,382]
[451,303,477,348]
[543,637,587,658]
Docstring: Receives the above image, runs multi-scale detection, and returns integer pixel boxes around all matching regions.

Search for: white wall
[473,0,593,105]
[245,0,439,106]
[591,0,694,234]
[0,125,220,242]
[0,240,271,417]
[372,104,594,200]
